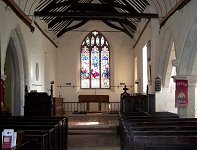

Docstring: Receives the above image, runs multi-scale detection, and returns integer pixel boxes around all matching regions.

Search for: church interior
[1,0,197,149]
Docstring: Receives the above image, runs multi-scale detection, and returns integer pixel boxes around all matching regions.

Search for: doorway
[4,28,28,116]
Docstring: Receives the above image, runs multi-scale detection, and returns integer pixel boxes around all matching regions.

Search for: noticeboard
[155,76,161,92]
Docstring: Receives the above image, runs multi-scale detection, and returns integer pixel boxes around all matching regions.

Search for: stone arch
[179,18,197,75]
[163,42,176,88]
[4,25,29,115]
[157,29,176,87]
[155,29,177,113]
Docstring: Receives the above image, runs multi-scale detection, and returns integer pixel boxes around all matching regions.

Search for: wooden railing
[63,102,120,114]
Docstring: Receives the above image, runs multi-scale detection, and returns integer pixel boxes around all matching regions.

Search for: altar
[78,95,109,112]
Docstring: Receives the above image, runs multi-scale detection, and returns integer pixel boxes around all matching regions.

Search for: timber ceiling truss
[34,0,158,38]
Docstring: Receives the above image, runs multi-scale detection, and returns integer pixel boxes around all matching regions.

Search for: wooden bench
[2,141,33,150]
[0,116,68,150]
[119,112,178,137]
[1,124,56,150]
[78,95,109,111]
[128,131,197,150]
[119,111,197,150]
[144,143,191,150]
[121,117,197,150]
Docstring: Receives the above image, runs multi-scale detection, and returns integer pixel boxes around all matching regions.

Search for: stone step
[68,125,117,129]
[68,125,118,135]
[68,128,117,135]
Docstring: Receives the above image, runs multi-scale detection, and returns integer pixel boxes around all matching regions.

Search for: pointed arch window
[81,30,110,89]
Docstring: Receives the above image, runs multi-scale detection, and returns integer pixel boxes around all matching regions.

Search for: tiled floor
[67,113,120,150]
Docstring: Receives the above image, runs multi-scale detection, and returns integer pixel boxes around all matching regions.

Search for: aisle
[67,113,120,150]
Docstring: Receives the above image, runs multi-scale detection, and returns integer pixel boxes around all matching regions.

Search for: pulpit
[24,92,53,116]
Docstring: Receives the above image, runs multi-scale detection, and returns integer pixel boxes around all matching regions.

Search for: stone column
[172,75,197,118]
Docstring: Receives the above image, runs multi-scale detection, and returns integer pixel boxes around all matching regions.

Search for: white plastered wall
[1,1,57,114]
[145,0,197,115]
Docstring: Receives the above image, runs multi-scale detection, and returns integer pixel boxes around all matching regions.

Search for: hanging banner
[175,80,188,107]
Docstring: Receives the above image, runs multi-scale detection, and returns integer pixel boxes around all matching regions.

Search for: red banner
[175,80,188,107]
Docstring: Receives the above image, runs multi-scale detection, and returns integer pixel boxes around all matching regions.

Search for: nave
[67,113,120,150]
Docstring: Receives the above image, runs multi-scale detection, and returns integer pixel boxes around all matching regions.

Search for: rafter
[119,22,135,38]
[68,3,114,12]
[46,2,143,29]
[108,18,137,31]
[102,20,133,38]
[99,1,139,14]
[57,20,88,37]
[160,0,191,27]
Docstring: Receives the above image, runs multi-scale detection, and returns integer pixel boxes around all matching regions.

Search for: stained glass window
[81,30,110,88]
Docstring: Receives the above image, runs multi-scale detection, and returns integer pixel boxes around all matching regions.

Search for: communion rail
[63,102,120,114]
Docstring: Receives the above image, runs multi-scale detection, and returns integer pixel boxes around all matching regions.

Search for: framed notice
[175,80,188,107]
[155,76,161,92]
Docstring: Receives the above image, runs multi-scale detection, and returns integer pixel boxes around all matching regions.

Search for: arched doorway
[4,27,28,116]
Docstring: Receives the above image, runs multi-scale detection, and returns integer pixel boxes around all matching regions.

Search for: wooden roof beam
[160,0,191,27]
[34,12,158,19]
[2,0,34,32]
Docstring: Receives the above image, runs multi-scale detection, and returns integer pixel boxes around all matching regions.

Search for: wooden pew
[145,143,191,150]
[24,131,49,150]
[0,116,68,150]
[120,112,179,140]
[2,116,68,149]
[128,131,197,150]
[0,124,57,150]
[119,111,197,150]
[119,89,197,150]
[119,112,150,150]
[119,112,179,144]
[3,141,33,150]
[122,118,197,150]
[1,117,67,150]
